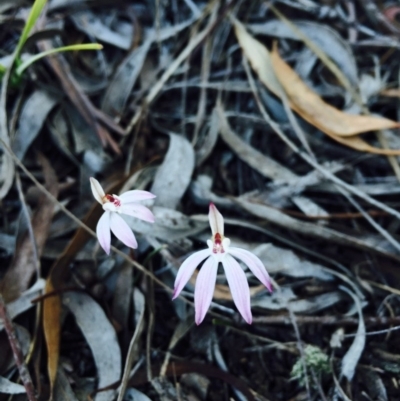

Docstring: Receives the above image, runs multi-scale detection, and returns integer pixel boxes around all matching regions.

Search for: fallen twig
[252,315,400,326]
[0,293,38,401]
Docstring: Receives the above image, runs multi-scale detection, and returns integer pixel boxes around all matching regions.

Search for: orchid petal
[109,213,138,249]
[229,247,273,292]
[90,177,105,205]
[222,254,252,324]
[208,203,224,236]
[194,256,218,325]
[173,249,211,299]
[119,190,156,203]
[96,211,111,254]
[120,204,155,223]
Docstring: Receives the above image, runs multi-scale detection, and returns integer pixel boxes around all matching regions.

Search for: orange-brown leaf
[43,278,61,395]
[233,19,400,155]
[270,45,400,137]
[323,131,400,155]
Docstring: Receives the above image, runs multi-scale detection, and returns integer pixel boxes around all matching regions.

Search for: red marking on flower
[104,194,121,207]
[212,233,224,254]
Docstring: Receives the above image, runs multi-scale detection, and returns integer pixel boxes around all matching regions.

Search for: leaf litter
[1,1,400,400]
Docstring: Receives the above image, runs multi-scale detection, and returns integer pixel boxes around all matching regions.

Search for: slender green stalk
[16,44,103,75]
[15,0,48,56]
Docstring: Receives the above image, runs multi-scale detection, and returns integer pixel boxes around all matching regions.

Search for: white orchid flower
[90,177,155,254]
[173,203,272,325]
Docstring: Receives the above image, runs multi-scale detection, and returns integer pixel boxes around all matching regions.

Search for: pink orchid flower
[90,177,156,255]
[173,203,272,325]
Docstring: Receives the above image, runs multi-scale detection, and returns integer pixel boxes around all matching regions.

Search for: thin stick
[0,293,37,401]
[287,305,311,399]
[116,291,146,401]
[252,315,400,326]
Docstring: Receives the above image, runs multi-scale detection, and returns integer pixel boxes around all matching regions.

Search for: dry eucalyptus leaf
[340,286,366,381]
[47,108,79,163]
[12,90,58,160]
[270,47,400,144]
[248,20,359,87]
[314,180,400,196]
[124,206,207,242]
[253,290,343,313]
[0,377,26,394]
[254,244,333,281]
[291,195,329,218]
[0,279,45,331]
[71,11,132,50]
[112,262,133,328]
[102,37,153,117]
[123,388,152,401]
[363,371,388,401]
[217,104,297,182]
[63,292,121,401]
[151,133,195,209]
[290,292,344,314]
[189,175,234,208]
[43,278,61,395]
[67,105,103,154]
[233,18,282,95]
[0,149,14,201]
[157,17,200,41]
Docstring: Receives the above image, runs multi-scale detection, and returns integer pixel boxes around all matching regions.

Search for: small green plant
[291,344,332,389]
[1,0,102,85]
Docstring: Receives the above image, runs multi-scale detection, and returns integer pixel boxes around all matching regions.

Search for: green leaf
[15,0,48,56]
[16,43,103,76]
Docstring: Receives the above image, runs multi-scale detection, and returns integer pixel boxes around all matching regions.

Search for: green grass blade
[15,0,48,56]
[16,43,103,75]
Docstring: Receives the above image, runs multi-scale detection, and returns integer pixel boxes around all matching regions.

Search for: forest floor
[1,1,400,400]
